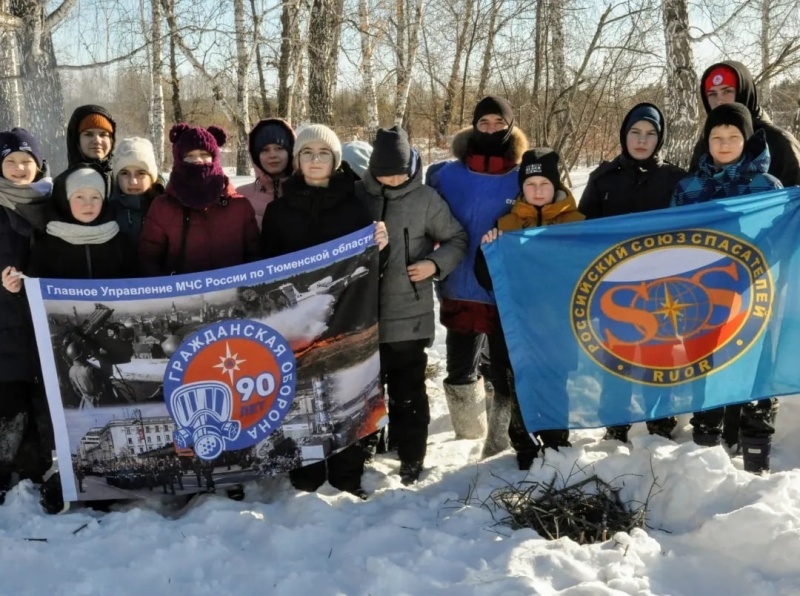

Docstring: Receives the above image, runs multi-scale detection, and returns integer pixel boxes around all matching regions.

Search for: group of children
[1,57,798,509]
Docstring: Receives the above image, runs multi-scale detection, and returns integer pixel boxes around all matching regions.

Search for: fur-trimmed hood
[450,126,528,164]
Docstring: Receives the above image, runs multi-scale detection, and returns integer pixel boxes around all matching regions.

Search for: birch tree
[662,0,698,166]
[307,0,344,125]
[357,0,379,137]
[393,0,423,127]
[148,0,165,169]
[0,0,21,126]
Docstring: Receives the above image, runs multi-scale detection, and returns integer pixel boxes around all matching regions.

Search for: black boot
[399,460,423,485]
[741,435,771,474]
[603,425,630,443]
[646,417,678,440]
[692,424,722,447]
[516,450,538,470]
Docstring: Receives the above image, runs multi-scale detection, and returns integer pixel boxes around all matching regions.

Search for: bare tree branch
[44,0,79,32]
[0,11,23,30]
[689,0,755,43]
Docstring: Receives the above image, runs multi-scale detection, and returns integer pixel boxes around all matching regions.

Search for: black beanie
[519,148,561,191]
[472,96,514,127]
[703,103,754,145]
[369,126,411,177]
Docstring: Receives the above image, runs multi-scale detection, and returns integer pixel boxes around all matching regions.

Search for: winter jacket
[475,187,584,291]
[672,130,782,206]
[108,180,164,246]
[237,119,295,231]
[580,155,687,218]
[690,61,800,187]
[66,105,116,177]
[139,180,260,276]
[28,164,138,280]
[0,205,42,382]
[355,150,468,343]
[261,167,373,257]
[427,126,528,334]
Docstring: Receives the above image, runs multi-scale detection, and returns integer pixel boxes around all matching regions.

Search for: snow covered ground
[3,167,800,594]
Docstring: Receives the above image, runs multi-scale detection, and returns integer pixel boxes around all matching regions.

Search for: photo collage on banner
[26,227,386,502]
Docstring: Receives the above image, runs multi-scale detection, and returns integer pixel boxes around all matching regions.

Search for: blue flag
[482,188,800,434]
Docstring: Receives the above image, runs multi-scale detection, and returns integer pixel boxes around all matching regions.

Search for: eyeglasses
[299,150,334,164]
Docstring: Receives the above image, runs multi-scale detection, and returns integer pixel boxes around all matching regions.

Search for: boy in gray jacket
[356,127,467,485]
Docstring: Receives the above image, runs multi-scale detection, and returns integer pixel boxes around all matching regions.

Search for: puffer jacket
[672,130,782,206]
[689,60,800,187]
[356,150,467,343]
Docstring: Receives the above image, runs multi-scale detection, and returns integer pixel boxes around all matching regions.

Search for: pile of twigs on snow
[489,474,647,544]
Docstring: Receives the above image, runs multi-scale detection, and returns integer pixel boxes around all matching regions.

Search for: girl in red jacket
[139,123,259,275]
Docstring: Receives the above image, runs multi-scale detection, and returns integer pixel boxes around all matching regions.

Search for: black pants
[0,382,34,490]
[446,329,507,394]
[289,444,366,494]
[692,399,777,441]
[380,339,430,464]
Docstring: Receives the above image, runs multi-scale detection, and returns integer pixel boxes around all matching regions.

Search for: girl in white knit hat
[111,137,164,244]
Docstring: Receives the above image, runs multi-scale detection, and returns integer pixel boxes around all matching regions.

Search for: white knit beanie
[66,168,106,200]
[342,140,373,179]
[112,137,159,182]
[293,124,342,170]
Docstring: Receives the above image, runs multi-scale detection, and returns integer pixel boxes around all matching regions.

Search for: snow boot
[399,460,423,486]
[721,405,742,449]
[692,424,722,447]
[646,416,678,440]
[443,381,487,440]
[603,425,630,443]
[741,435,771,474]
[481,392,512,459]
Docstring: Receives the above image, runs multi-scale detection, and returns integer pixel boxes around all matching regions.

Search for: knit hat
[294,124,342,170]
[78,113,114,135]
[252,121,294,153]
[369,127,412,177]
[342,140,373,180]
[113,137,159,182]
[623,104,662,137]
[472,96,514,127]
[704,65,738,94]
[167,123,227,209]
[519,148,561,191]
[65,167,107,200]
[0,127,43,168]
[169,122,226,163]
[703,103,754,145]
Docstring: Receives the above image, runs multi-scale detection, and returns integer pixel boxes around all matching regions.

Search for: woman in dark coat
[262,124,388,499]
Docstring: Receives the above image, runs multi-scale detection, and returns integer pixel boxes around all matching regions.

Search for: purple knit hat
[167,123,227,209]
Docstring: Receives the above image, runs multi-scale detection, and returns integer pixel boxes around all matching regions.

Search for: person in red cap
[691,61,800,187]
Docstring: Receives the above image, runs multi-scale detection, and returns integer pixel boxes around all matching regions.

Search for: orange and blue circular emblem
[570,229,773,386]
[163,320,296,459]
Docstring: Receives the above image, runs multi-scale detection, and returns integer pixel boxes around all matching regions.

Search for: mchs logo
[570,230,773,386]
[163,320,296,460]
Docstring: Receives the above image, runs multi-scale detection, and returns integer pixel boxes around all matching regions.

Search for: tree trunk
[476,0,499,99]
[233,0,251,175]
[393,0,423,127]
[10,0,72,174]
[357,0,379,138]
[760,0,772,112]
[0,1,22,127]
[255,43,269,117]
[550,0,573,162]
[162,0,183,123]
[436,0,474,144]
[277,0,296,118]
[307,0,343,125]
[662,0,699,167]
[149,0,165,171]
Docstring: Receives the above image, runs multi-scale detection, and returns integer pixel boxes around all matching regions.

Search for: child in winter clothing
[427,96,529,443]
[671,102,781,474]
[110,137,164,245]
[262,124,388,497]
[237,119,295,231]
[690,61,800,187]
[342,140,373,180]
[580,103,687,443]
[476,148,584,469]
[672,103,781,206]
[139,124,260,275]
[0,128,53,503]
[11,163,138,280]
[66,105,116,176]
[355,126,467,485]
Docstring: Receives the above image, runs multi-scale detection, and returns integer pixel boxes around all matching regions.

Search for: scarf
[0,177,53,231]
[46,220,120,245]
[167,161,226,209]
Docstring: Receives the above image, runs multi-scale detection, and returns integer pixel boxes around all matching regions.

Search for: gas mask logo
[170,381,241,460]
[163,320,296,461]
